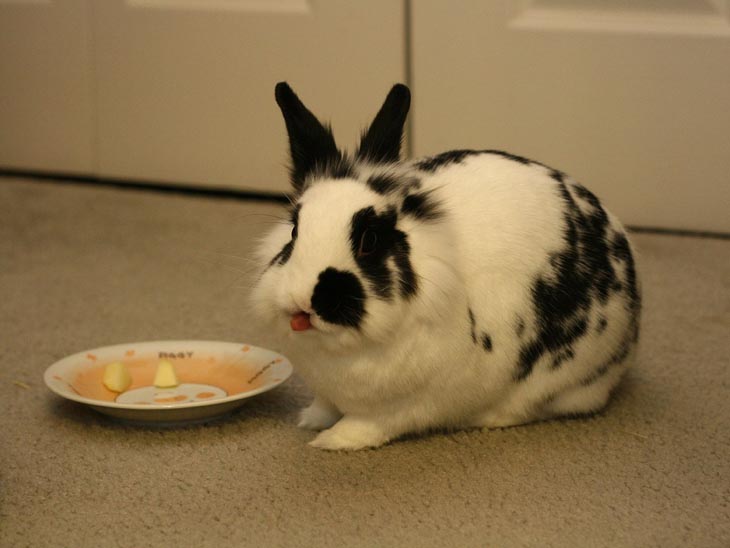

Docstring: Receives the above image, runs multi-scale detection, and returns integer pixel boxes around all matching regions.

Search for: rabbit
[250,82,641,451]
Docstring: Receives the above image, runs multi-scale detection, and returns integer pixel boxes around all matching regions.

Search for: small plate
[44,340,292,425]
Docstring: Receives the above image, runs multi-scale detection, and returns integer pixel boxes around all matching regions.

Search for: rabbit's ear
[275,82,342,192]
[356,84,411,164]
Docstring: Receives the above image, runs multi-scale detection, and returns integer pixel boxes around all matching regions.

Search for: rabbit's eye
[291,224,298,240]
[358,229,377,257]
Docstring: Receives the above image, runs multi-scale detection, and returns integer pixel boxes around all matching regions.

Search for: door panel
[411,0,730,231]
[94,0,405,193]
[0,0,94,174]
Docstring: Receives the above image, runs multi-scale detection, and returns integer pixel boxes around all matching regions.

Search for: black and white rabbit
[251,82,641,450]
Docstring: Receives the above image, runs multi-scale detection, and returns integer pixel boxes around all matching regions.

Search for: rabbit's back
[413,150,640,424]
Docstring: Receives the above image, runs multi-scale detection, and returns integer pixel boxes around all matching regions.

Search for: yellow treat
[102,362,132,393]
[153,360,179,388]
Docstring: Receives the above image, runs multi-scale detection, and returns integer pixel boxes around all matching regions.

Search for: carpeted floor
[1,176,728,548]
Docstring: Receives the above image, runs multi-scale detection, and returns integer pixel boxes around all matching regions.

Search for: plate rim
[43,340,292,411]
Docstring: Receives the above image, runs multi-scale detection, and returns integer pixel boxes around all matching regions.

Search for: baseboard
[626,225,730,241]
[0,168,290,204]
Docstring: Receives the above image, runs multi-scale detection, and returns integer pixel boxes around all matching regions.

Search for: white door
[93,0,405,193]
[0,0,94,174]
[411,0,730,232]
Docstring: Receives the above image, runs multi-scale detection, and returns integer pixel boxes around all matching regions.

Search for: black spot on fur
[482,334,493,352]
[597,317,608,334]
[486,150,533,165]
[468,308,477,344]
[573,183,602,209]
[392,231,417,298]
[516,317,526,338]
[350,207,394,299]
[516,217,595,380]
[516,180,641,381]
[349,206,417,300]
[415,150,479,172]
[311,268,366,329]
[612,233,630,260]
[415,149,537,172]
[611,232,641,342]
[551,347,575,369]
[550,169,565,183]
[561,183,616,304]
[518,315,588,380]
[401,190,444,222]
[367,174,400,195]
[612,234,639,301]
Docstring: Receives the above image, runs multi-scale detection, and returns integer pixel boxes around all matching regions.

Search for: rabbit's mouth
[290,311,312,331]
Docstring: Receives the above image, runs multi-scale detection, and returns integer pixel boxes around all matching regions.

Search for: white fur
[250,154,639,450]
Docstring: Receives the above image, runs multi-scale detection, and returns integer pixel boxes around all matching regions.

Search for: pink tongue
[290,312,312,331]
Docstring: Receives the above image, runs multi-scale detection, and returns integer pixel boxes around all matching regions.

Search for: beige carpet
[1,176,728,548]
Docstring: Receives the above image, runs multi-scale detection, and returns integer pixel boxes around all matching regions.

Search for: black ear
[275,82,342,192]
[356,84,411,164]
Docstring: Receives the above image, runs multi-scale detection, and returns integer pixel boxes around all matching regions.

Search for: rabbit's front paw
[309,417,390,451]
[297,397,342,431]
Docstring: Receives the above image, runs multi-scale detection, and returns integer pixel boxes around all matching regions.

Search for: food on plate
[153,360,179,388]
[102,362,132,392]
